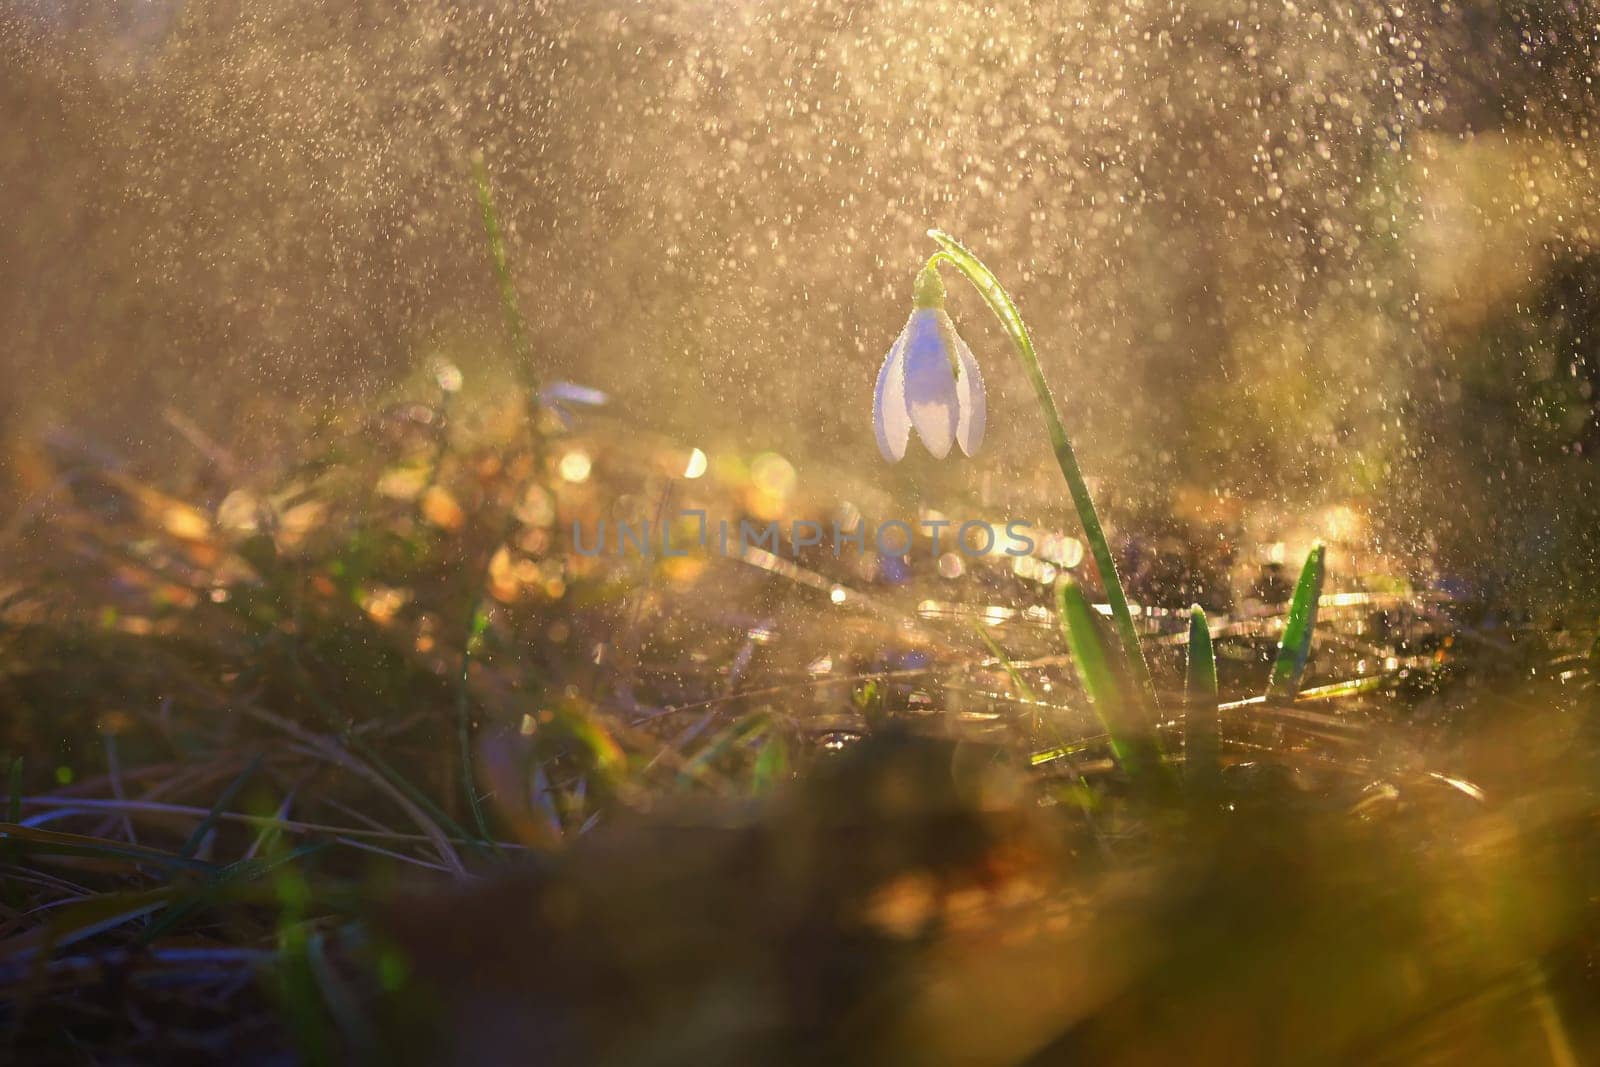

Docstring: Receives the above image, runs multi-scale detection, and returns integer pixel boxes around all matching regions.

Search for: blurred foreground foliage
[2,378,1600,1064]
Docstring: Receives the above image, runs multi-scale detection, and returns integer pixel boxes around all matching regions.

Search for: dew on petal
[950,327,986,457]
[901,310,960,458]
[873,327,912,462]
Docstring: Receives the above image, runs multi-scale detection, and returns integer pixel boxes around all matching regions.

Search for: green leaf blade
[1057,580,1164,783]
[1267,543,1327,701]
[1185,605,1220,794]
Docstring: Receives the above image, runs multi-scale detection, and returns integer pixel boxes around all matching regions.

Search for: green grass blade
[1028,740,1099,768]
[472,159,536,390]
[456,605,494,845]
[1057,580,1163,781]
[1185,605,1220,794]
[974,622,1041,705]
[0,824,217,873]
[181,754,263,860]
[751,731,789,795]
[1297,674,1394,700]
[306,928,379,1059]
[140,841,330,947]
[677,715,767,789]
[928,228,1156,710]
[1267,543,1327,701]
[975,622,1061,739]
[0,887,179,964]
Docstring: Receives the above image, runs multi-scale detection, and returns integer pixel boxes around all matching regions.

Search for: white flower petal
[540,381,609,407]
[902,309,958,459]
[873,326,912,462]
[949,324,986,457]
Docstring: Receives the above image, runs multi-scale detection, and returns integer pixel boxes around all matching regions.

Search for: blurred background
[5,0,1600,599]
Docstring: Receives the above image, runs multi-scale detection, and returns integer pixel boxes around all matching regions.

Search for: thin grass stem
[926,229,1157,710]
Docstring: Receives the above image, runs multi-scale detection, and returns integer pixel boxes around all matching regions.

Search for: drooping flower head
[873,264,986,462]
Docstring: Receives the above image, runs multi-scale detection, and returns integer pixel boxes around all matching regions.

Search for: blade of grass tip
[245,788,300,862]
[1185,605,1220,796]
[306,928,378,1060]
[974,622,1041,706]
[104,735,136,845]
[140,841,331,948]
[274,874,332,1067]
[751,729,789,795]
[975,621,1072,751]
[181,754,263,860]
[977,623,1108,846]
[0,887,178,964]
[677,717,766,789]
[472,158,536,390]
[0,823,217,873]
[456,604,495,848]
[48,900,169,955]
[1266,543,1327,701]
[928,228,1156,711]
[1057,579,1164,783]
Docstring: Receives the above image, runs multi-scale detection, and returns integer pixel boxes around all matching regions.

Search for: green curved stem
[926,229,1157,710]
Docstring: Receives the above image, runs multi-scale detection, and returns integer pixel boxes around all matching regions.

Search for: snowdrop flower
[873,265,986,462]
[539,380,609,429]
